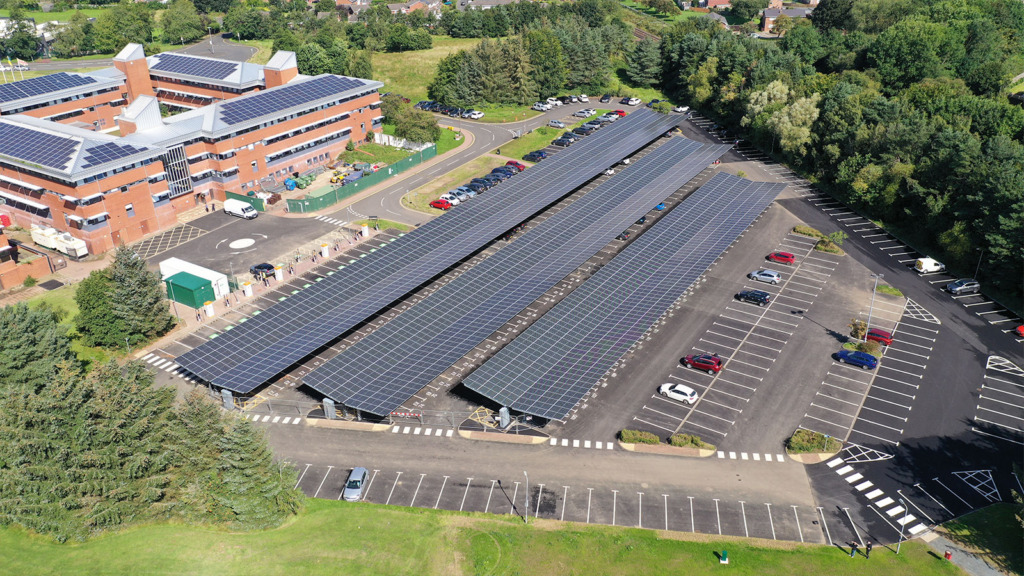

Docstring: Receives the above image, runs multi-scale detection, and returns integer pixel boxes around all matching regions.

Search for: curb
[786,451,841,464]
[306,419,391,432]
[618,441,716,457]
[458,429,548,444]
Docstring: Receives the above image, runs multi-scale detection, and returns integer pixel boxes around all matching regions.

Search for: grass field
[373,36,483,102]
[434,127,463,155]
[0,8,106,21]
[618,0,701,23]
[475,104,540,124]
[339,143,413,166]
[352,218,412,233]
[237,39,274,65]
[941,504,1022,575]
[403,155,506,213]
[498,126,562,160]
[0,498,964,575]
[26,284,119,367]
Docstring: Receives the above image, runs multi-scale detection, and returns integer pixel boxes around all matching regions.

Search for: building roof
[763,7,813,18]
[0,115,162,180]
[0,71,124,112]
[265,50,297,71]
[146,53,265,90]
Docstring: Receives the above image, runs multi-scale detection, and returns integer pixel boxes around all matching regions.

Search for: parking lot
[287,460,828,543]
[976,355,1024,445]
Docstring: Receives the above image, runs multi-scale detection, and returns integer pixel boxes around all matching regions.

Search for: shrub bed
[668,433,715,450]
[619,429,660,444]
[786,429,842,453]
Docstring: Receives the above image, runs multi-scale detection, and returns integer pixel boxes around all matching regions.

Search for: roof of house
[763,7,813,18]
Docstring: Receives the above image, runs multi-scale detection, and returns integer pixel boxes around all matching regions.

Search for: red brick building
[0,44,383,255]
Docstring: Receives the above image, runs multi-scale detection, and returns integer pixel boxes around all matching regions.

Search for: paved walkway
[924,533,1009,576]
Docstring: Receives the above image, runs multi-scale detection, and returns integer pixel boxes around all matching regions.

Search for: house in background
[761,7,814,32]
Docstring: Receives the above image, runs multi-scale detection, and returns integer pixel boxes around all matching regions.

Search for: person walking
[195,310,202,323]
[865,541,872,559]
[849,542,858,558]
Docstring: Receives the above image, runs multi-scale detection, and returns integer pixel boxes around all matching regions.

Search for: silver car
[342,467,369,502]
[748,269,782,284]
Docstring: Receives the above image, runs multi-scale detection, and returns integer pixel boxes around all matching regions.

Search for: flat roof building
[0,44,383,255]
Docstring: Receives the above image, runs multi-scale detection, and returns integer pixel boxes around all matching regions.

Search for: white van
[223,198,258,220]
[913,257,945,274]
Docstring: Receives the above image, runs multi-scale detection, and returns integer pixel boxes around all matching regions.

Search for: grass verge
[434,127,463,155]
[0,8,107,20]
[352,218,412,233]
[474,104,540,123]
[876,284,904,297]
[0,497,964,575]
[497,126,561,160]
[339,143,413,166]
[237,39,274,65]
[402,155,506,213]
[372,36,484,102]
[941,503,1023,576]
[26,284,118,367]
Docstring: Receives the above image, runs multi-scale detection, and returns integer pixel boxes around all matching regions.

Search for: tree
[780,22,823,64]
[347,50,373,79]
[296,42,330,75]
[644,0,680,16]
[326,39,349,76]
[193,0,234,14]
[503,37,537,105]
[93,1,154,54]
[626,37,660,88]
[224,5,269,41]
[730,0,768,23]
[109,246,173,347]
[162,0,206,45]
[867,19,954,91]
[2,9,40,60]
[272,29,301,54]
[393,108,441,143]
[213,417,301,530]
[772,14,794,37]
[524,28,566,100]
[810,0,853,32]
[0,303,76,393]
[172,390,228,524]
[74,269,125,348]
[50,11,93,58]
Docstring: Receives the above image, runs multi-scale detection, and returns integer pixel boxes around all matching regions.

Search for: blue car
[836,350,878,370]
[655,203,666,211]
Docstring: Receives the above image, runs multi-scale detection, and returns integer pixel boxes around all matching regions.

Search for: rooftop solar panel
[218,75,369,126]
[82,142,149,168]
[176,109,683,394]
[463,173,787,420]
[150,54,239,80]
[0,122,79,170]
[0,72,97,104]
[304,138,731,416]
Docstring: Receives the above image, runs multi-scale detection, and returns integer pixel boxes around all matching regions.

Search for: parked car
[736,289,771,306]
[429,198,453,210]
[579,94,590,102]
[449,189,469,203]
[468,110,485,120]
[547,97,563,107]
[600,94,612,103]
[619,97,631,104]
[1015,325,1024,338]
[615,230,630,241]
[505,160,526,171]
[672,105,690,113]
[866,328,893,346]
[681,353,724,375]
[532,102,551,111]
[250,262,275,277]
[654,203,666,211]
[439,193,461,205]
[836,350,878,370]
[645,99,661,108]
[574,108,595,117]
[599,114,619,123]
[465,182,487,193]
[470,178,492,188]
[748,269,782,284]
[548,119,566,128]
[573,126,595,136]
[659,383,698,405]
[635,216,647,225]
[553,138,573,147]
[612,109,627,116]
[913,257,946,274]
[487,170,511,181]
[945,278,980,295]
[523,151,546,162]
[767,251,796,265]
[561,132,580,142]
[457,186,476,198]
[627,97,641,106]
[342,467,369,502]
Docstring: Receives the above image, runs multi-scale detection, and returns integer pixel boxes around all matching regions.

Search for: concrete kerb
[617,441,716,458]
[457,429,548,445]
[307,418,391,432]
[786,451,842,464]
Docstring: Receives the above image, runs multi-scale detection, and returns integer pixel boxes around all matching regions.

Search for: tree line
[0,247,301,541]
[657,0,1023,296]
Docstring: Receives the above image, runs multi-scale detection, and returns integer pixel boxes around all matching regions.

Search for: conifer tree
[109,246,173,346]
[0,303,76,393]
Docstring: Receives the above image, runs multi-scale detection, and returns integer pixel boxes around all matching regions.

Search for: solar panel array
[150,54,239,80]
[0,72,97,104]
[82,142,149,168]
[464,173,787,420]
[304,137,731,415]
[176,108,682,394]
[0,122,79,170]
[219,75,369,126]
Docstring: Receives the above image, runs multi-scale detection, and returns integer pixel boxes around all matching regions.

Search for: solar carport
[176,108,683,394]
[463,173,787,420]
[304,136,732,416]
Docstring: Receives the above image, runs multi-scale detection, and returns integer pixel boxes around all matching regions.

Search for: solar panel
[150,54,239,81]
[303,137,731,416]
[463,173,787,420]
[218,75,369,126]
[0,73,98,104]
[176,109,683,394]
[82,142,148,168]
[0,122,79,170]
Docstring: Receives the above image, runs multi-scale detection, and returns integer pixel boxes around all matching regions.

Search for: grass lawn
[0,8,106,21]
[941,503,1023,575]
[373,36,483,102]
[403,155,506,213]
[497,126,562,160]
[434,127,463,155]
[618,0,700,24]
[352,218,412,233]
[0,498,965,575]
[339,143,413,165]
[26,284,119,367]
[236,39,274,65]
[474,104,540,124]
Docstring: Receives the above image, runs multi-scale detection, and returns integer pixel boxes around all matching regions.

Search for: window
[251,160,258,173]
[125,203,135,217]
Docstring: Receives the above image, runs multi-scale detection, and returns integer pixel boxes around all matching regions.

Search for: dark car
[600,94,612,103]
[561,132,580,142]
[553,138,573,147]
[736,289,771,307]
[619,97,631,104]
[558,95,572,104]
[836,350,878,370]
[573,126,595,136]
[492,165,517,174]
[465,182,487,193]
[635,216,647,225]
[250,262,275,278]
[681,353,724,375]
[616,230,631,241]
[488,170,512,181]
[523,152,543,162]
[645,99,661,108]
[470,178,492,188]
[866,328,893,346]
[945,278,980,295]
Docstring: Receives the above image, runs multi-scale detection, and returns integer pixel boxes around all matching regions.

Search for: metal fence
[225,191,266,212]
[286,143,437,213]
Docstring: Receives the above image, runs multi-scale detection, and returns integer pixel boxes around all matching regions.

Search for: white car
[659,383,698,404]
[548,119,565,128]
[468,110,485,120]
[627,97,642,106]
[579,94,589,102]
[13,65,28,71]
[547,97,563,107]
[600,114,619,123]
[672,105,690,113]
[439,193,461,206]
[604,168,615,175]
[532,102,551,112]
[748,269,781,284]
[574,109,595,118]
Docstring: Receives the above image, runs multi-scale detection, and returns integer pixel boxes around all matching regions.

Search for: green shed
[165,271,215,309]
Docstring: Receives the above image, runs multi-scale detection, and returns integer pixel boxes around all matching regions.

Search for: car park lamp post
[973,248,984,280]
[523,471,529,525]
[896,498,907,554]
[865,273,883,341]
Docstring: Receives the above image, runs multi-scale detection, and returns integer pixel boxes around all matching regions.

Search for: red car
[429,198,452,210]
[1015,325,1024,337]
[612,109,626,117]
[505,160,526,171]
[681,353,724,375]
[767,251,796,265]
[866,328,893,346]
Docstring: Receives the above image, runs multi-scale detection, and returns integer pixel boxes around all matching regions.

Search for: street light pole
[896,498,907,554]
[865,273,882,341]
[125,336,131,354]
[973,248,985,279]
[523,470,529,525]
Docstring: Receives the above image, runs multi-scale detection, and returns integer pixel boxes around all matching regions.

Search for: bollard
[720,550,729,564]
